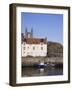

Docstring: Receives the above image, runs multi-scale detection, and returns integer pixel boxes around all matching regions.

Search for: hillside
[47,41,63,57]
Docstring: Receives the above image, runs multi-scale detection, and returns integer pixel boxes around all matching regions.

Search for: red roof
[21,33,47,44]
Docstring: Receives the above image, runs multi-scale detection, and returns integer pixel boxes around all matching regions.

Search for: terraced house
[21,28,47,57]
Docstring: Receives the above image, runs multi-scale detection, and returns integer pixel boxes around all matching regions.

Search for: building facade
[21,28,47,57]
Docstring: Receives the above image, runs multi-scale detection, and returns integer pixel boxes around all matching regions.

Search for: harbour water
[22,66,63,77]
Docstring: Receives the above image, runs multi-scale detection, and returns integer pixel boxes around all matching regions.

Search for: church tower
[25,27,27,38]
[25,27,33,38]
[31,27,33,38]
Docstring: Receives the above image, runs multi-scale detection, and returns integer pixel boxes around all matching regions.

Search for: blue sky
[21,12,63,44]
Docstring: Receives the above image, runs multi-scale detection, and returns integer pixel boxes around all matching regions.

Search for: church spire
[31,27,33,38]
[25,27,27,38]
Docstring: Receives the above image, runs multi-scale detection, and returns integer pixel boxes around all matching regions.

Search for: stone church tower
[25,28,33,38]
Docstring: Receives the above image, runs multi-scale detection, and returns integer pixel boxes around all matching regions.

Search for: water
[22,66,63,77]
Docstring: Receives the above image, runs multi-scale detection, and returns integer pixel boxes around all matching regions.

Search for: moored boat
[33,61,47,68]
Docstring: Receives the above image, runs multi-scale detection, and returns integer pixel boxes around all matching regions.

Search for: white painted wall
[0,0,72,90]
[22,43,47,57]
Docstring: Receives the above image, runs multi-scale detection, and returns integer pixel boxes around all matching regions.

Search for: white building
[21,29,47,57]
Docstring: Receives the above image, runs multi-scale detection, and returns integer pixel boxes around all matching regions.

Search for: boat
[38,62,45,68]
[34,62,46,68]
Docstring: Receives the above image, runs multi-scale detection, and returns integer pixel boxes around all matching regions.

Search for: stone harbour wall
[22,57,63,66]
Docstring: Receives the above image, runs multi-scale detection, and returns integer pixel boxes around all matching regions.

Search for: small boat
[34,62,46,68]
[38,62,46,68]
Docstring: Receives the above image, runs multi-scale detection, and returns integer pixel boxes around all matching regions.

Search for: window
[24,47,25,50]
[23,42,26,45]
[33,47,35,50]
[24,52,25,54]
[27,52,29,55]
[41,42,43,45]
[41,47,43,50]
[28,47,29,49]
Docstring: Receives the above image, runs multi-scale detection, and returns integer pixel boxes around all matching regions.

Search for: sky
[21,12,63,44]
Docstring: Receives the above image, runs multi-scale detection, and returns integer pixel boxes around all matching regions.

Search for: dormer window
[40,39,44,42]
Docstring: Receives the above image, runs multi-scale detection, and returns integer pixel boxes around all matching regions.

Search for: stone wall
[22,57,63,66]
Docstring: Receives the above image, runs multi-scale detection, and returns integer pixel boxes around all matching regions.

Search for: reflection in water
[22,66,63,77]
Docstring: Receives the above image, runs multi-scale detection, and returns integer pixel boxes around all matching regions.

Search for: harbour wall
[22,57,63,66]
